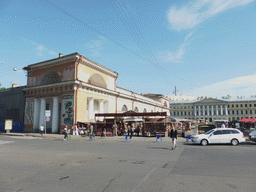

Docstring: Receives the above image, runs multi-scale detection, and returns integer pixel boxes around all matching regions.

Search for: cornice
[77,55,118,78]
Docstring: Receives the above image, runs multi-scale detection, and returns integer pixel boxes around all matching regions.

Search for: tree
[0,83,8,91]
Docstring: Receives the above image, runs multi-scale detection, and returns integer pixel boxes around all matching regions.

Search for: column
[207,105,209,116]
[225,105,228,116]
[220,105,223,115]
[52,97,59,134]
[198,106,201,117]
[216,105,218,116]
[194,106,196,116]
[203,106,205,116]
[99,99,105,121]
[33,98,40,130]
[88,98,94,120]
[39,98,46,128]
[211,105,214,116]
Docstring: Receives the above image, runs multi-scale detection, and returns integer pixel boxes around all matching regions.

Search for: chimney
[59,53,63,57]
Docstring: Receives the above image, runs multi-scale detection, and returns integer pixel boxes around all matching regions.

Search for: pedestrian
[130,126,134,139]
[221,123,225,128]
[63,127,68,140]
[40,125,44,136]
[170,127,178,150]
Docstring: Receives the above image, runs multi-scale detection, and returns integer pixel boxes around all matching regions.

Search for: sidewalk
[0,132,187,142]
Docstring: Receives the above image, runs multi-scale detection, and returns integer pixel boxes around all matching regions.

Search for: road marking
[0,140,14,145]
[132,166,156,192]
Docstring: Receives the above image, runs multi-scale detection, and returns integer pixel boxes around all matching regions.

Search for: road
[0,135,255,192]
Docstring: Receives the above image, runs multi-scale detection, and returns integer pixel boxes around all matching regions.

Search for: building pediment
[195,98,226,104]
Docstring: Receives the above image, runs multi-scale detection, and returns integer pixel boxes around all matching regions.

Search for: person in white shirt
[40,125,44,136]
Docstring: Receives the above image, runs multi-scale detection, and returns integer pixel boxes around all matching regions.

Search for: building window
[188,106,190,109]
[205,111,207,115]
[181,112,183,116]
[241,104,243,107]
[173,106,175,109]
[184,111,186,116]
[241,110,243,115]
[177,106,179,109]
[223,110,225,115]
[237,110,239,115]
[232,105,234,108]
[236,104,238,108]
[46,103,50,110]
[173,112,175,116]
[228,105,230,108]
[250,104,252,107]
[197,111,199,116]
[237,117,240,120]
[254,104,256,107]
[250,110,252,114]
[245,104,247,107]
[184,106,186,109]
[232,110,234,114]
[245,110,248,114]
[188,112,190,116]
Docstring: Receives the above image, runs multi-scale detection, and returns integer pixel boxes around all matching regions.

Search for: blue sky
[0,0,256,98]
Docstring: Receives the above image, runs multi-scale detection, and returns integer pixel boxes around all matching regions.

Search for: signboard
[45,110,51,117]
[45,116,50,122]
[5,119,13,130]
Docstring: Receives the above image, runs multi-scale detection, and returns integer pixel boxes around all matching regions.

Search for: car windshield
[205,129,215,135]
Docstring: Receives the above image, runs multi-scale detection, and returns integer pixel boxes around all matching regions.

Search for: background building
[170,97,256,123]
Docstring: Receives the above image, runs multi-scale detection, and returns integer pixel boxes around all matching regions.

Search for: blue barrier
[156,135,162,142]
[0,121,24,133]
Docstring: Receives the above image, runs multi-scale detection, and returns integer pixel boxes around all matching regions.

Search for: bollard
[156,135,162,143]
[125,135,130,142]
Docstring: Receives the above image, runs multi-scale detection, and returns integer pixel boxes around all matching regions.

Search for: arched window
[37,71,61,86]
[134,107,138,112]
[122,105,128,112]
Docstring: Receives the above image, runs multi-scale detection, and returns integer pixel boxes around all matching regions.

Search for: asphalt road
[0,135,256,192]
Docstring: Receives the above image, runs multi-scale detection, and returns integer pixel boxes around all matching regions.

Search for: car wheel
[201,139,208,146]
[231,139,239,146]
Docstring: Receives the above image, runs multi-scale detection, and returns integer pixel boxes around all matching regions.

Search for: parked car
[191,128,245,146]
[249,130,256,142]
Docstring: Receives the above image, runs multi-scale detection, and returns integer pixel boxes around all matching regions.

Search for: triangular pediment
[195,98,226,104]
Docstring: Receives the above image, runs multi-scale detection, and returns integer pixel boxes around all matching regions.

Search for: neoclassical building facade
[170,97,256,122]
[23,52,170,133]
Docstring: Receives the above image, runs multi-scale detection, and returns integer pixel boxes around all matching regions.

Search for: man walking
[40,125,44,137]
[170,126,178,150]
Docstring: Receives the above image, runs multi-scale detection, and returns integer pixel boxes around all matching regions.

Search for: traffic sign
[45,110,51,117]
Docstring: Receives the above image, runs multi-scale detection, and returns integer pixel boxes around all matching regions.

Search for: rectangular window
[188,112,190,115]
[232,110,234,114]
[254,104,256,107]
[250,104,252,107]
[184,106,186,109]
[246,110,248,114]
[174,112,176,116]
[236,104,238,107]
[245,104,247,107]
[177,112,179,116]
[181,112,183,116]
[250,110,252,114]
[232,105,234,108]
[241,104,243,107]
[184,112,186,116]
[237,110,239,115]
[223,110,225,115]
[228,105,230,108]
[241,110,243,114]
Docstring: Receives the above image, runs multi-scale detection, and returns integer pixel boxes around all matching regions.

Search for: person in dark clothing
[170,127,178,150]
[63,127,68,140]
[130,126,134,139]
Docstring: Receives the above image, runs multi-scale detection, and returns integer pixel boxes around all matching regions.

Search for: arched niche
[88,74,107,89]
[122,105,128,112]
[37,71,61,86]
[134,107,138,112]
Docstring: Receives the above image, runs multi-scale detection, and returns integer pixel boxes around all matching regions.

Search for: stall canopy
[239,118,256,123]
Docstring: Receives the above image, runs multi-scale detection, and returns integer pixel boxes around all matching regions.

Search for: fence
[0,122,24,133]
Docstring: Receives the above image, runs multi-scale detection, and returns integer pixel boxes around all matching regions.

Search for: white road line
[132,166,156,192]
[0,140,14,144]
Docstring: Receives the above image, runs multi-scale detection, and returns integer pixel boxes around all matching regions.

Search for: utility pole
[173,86,179,96]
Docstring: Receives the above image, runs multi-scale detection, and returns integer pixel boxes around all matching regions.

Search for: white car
[191,128,245,146]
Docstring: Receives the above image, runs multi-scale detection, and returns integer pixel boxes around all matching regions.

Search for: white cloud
[21,37,57,57]
[184,75,256,98]
[159,30,195,63]
[167,0,255,30]
[86,36,108,57]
